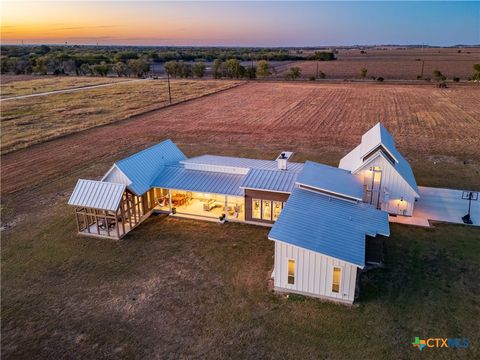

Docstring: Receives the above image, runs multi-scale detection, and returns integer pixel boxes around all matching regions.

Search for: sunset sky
[1,1,479,46]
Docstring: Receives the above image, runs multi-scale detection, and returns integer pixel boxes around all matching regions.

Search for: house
[339,123,419,216]
[68,123,416,304]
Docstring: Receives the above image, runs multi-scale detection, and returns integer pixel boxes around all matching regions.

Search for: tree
[178,62,192,78]
[93,61,111,77]
[164,60,179,78]
[285,67,301,80]
[212,59,223,79]
[472,64,480,81]
[79,63,92,76]
[112,62,128,77]
[128,58,150,77]
[225,59,243,78]
[256,60,270,77]
[193,61,206,78]
[246,67,256,79]
[360,67,368,79]
[432,69,446,82]
[33,59,48,75]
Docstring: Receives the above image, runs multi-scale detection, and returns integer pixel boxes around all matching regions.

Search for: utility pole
[167,72,172,104]
[316,61,319,79]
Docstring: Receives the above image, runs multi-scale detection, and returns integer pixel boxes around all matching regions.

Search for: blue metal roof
[296,161,364,200]
[182,155,305,173]
[268,188,390,267]
[115,140,186,196]
[241,168,299,193]
[151,166,245,196]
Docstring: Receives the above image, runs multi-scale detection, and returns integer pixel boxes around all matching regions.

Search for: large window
[262,200,272,220]
[252,199,261,219]
[332,267,341,293]
[272,201,283,221]
[288,259,295,285]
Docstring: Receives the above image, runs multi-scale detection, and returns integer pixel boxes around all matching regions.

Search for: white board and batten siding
[273,241,358,304]
[358,154,417,216]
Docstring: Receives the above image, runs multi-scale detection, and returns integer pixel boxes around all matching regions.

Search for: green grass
[2,202,479,359]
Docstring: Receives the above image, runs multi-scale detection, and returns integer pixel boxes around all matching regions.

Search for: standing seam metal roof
[151,166,245,196]
[68,179,126,211]
[114,139,186,195]
[268,188,390,267]
[296,161,364,200]
[240,168,300,193]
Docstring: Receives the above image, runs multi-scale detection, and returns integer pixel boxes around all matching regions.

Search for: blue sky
[2,1,479,46]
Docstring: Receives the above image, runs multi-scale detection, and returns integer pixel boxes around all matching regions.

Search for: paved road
[0,78,149,101]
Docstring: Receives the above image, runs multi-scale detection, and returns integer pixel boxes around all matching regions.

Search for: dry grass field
[0,76,128,98]
[275,47,480,80]
[2,81,479,359]
[0,79,240,154]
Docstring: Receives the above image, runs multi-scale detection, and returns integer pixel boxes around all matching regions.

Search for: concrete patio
[389,186,480,227]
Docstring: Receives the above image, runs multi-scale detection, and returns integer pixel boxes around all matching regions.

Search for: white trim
[360,141,399,164]
[240,186,291,194]
[296,183,362,203]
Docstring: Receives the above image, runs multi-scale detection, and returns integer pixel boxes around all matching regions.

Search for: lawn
[2,199,479,359]
[0,76,128,98]
[0,79,240,154]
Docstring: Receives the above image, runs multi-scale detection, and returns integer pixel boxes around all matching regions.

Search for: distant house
[68,123,416,304]
[339,123,419,216]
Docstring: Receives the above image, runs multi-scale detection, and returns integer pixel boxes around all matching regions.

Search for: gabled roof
[240,168,300,193]
[268,188,390,268]
[113,139,186,195]
[68,179,125,211]
[339,123,419,196]
[152,165,245,196]
[181,155,304,173]
[296,161,364,201]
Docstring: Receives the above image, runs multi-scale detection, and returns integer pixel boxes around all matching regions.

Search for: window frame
[287,259,295,285]
[262,200,272,221]
[252,198,261,219]
[272,201,283,221]
[331,266,342,294]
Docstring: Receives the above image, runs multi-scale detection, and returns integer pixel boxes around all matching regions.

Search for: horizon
[2,1,479,47]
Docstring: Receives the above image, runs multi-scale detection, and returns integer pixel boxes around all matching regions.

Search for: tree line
[0,45,336,77]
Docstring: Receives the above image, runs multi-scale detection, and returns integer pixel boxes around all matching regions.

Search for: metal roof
[68,179,125,211]
[114,139,186,196]
[151,166,245,196]
[240,168,299,193]
[268,188,390,268]
[339,123,419,196]
[296,161,364,200]
[181,155,305,173]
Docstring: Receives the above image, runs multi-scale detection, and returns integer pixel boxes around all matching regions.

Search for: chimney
[276,151,293,170]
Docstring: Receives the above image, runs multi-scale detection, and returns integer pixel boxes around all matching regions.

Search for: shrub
[377,77,384,82]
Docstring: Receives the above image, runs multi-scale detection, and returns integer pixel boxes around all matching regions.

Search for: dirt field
[1,79,240,154]
[2,81,479,197]
[0,76,128,98]
[2,81,480,359]
[275,47,480,80]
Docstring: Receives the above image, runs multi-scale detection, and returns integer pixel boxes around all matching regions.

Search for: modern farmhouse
[68,123,417,304]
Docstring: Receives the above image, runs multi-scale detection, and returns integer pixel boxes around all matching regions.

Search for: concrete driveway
[390,186,480,227]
